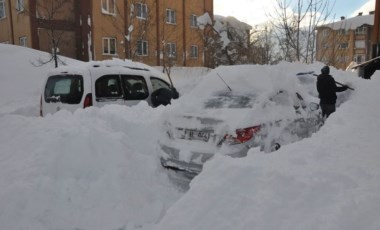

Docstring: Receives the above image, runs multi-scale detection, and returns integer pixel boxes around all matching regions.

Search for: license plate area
[177,128,212,142]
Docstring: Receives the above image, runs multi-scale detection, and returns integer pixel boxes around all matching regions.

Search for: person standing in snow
[316,66,348,118]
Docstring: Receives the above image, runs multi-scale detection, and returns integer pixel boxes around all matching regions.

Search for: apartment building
[316,13,374,70]
[0,0,213,67]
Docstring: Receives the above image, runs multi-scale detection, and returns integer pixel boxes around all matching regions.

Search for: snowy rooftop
[214,15,253,31]
[319,14,374,30]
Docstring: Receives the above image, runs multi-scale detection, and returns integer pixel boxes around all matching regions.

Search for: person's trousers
[320,103,336,118]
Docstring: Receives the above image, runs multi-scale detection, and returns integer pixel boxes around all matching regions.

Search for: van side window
[121,75,149,100]
[150,77,171,92]
[95,75,123,98]
[45,75,83,104]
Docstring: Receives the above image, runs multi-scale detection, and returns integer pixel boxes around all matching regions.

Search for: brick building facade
[0,0,213,67]
[316,13,374,70]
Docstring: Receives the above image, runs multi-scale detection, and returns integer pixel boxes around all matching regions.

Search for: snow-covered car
[158,66,323,176]
[40,59,178,116]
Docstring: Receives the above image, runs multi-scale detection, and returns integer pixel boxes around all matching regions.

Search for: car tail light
[224,125,261,144]
[83,93,93,108]
[39,95,43,117]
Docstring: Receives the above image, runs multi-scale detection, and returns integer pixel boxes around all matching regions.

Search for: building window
[337,56,349,63]
[101,0,115,15]
[355,26,367,35]
[322,29,330,37]
[19,36,27,47]
[354,55,365,64]
[136,3,147,19]
[190,14,197,27]
[355,40,365,49]
[190,45,198,58]
[166,43,176,58]
[0,0,6,19]
[137,40,148,56]
[166,9,176,24]
[338,29,347,35]
[103,37,116,55]
[16,0,24,11]
[338,43,348,49]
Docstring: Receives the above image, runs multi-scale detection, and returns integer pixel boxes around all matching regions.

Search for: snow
[213,15,252,48]
[322,14,374,30]
[88,31,93,61]
[353,0,375,16]
[1,44,380,230]
[0,44,80,116]
[197,12,213,29]
[157,76,380,230]
[87,15,91,27]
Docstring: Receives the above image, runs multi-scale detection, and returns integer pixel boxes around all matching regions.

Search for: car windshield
[44,75,83,104]
[204,91,255,109]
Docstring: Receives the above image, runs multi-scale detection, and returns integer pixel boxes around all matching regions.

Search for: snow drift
[1,44,380,230]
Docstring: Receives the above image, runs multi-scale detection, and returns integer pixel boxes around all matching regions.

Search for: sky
[1,44,380,230]
[214,0,374,26]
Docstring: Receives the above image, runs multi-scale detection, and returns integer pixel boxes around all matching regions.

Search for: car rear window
[44,75,84,104]
[204,91,255,108]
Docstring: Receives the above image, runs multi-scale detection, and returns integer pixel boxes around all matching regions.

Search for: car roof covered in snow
[47,58,167,80]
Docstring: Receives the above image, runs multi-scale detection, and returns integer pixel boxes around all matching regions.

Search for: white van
[40,59,178,116]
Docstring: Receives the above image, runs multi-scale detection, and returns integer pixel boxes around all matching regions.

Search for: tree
[268,0,334,63]
[249,25,282,65]
[199,15,252,67]
[106,0,155,61]
[27,0,74,68]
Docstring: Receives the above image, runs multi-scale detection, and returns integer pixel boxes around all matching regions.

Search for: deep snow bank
[0,104,182,230]
[0,44,80,116]
[1,44,377,230]
[154,74,380,230]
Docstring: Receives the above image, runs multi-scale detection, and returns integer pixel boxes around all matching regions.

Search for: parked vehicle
[158,68,323,176]
[40,59,178,116]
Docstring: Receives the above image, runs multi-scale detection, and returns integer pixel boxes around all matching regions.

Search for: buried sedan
[158,88,323,176]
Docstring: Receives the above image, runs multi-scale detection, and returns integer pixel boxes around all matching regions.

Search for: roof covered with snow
[320,14,374,30]
[214,15,253,31]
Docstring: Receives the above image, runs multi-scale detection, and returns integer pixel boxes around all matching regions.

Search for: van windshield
[45,75,83,104]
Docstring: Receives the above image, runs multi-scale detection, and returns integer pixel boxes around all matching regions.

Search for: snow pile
[1,44,380,230]
[0,104,182,230]
[0,44,81,116]
[155,72,380,230]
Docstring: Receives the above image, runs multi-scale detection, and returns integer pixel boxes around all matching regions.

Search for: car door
[43,74,85,115]
[150,77,172,92]
[121,75,150,106]
[94,75,125,107]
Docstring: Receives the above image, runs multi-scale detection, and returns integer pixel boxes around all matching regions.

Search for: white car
[40,59,178,116]
[158,66,323,176]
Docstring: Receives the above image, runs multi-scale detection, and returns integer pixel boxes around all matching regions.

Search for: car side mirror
[309,102,319,111]
[171,87,179,99]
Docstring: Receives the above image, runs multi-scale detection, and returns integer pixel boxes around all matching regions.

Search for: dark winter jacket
[316,74,347,104]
